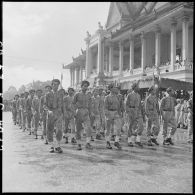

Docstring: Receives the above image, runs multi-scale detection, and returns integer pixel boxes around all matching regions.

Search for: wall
[160,33,170,64]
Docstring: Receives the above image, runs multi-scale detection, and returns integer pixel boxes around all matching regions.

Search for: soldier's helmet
[81,80,90,87]
[36,89,42,93]
[108,83,115,91]
[131,82,138,90]
[148,86,155,93]
[29,89,35,93]
[45,85,52,90]
[52,79,60,85]
[68,87,74,92]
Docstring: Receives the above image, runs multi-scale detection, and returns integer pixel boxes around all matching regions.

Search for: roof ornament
[86,31,91,38]
[98,22,103,30]
[81,48,84,54]
[72,56,75,61]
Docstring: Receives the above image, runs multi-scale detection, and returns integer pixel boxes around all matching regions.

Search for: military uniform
[40,95,47,141]
[26,94,34,134]
[187,94,193,143]
[125,88,143,147]
[145,90,160,146]
[99,90,106,135]
[160,87,177,145]
[11,98,17,125]
[20,96,26,130]
[63,94,76,143]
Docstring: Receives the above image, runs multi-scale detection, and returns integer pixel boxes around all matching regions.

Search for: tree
[3,86,17,100]
[18,85,26,94]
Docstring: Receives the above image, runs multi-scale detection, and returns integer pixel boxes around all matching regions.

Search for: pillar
[155,26,161,68]
[70,69,72,86]
[76,68,80,85]
[141,32,146,73]
[97,35,103,76]
[119,41,124,75]
[108,42,114,76]
[80,66,83,82]
[182,15,189,61]
[129,35,134,73]
[85,38,91,78]
[170,19,177,71]
[72,68,75,87]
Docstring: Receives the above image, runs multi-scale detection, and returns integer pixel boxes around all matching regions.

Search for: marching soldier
[91,87,101,140]
[104,83,122,150]
[41,85,52,144]
[99,86,106,136]
[63,87,77,144]
[26,89,35,135]
[145,86,160,146]
[45,79,63,153]
[72,80,93,150]
[187,91,193,143]
[32,89,43,139]
[125,83,143,147]
[160,87,177,145]
[12,95,19,125]
[18,93,25,129]
[22,91,29,131]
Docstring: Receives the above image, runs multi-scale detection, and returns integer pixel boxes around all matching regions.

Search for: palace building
[63,2,193,91]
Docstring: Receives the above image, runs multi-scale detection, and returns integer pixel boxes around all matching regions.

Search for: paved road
[2,112,192,193]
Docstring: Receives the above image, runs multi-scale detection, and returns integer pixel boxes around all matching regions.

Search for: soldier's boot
[106,141,112,149]
[49,147,55,153]
[55,147,63,153]
[44,140,48,144]
[111,135,115,141]
[135,141,143,147]
[71,137,77,144]
[114,142,122,150]
[147,139,153,146]
[34,134,38,139]
[151,138,159,146]
[77,144,82,150]
[166,137,174,145]
[100,131,105,137]
[41,135,44,140]
[91,136,94,141]
[85,143,93,149]
[128,142,134,147]
[163,138,170,145]
[65,137,69,144]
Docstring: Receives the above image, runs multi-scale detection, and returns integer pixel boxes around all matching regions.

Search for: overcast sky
[3,2,110,91]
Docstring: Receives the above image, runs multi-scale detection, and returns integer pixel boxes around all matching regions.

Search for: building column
[170,19,177,71]
[141,32,146,73]
[97,35,104,76]
[72,68,75,87]
[155,26,161,68]
[85,32,91,78]
[129,35,134,74]
[80,66,83,82]
[76,68,80,85]
[108,42,114,76]
[182,15,189,61]
[119,41,124,75]
[70,69,72,86]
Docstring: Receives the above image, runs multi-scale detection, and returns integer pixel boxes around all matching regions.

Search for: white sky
[3,2,110,91]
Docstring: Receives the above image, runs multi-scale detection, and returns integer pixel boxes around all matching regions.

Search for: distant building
[63,2,193,91]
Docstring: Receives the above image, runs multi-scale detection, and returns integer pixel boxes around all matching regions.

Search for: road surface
[2,112,192,192]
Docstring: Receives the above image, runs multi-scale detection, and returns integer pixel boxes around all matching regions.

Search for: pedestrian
[41,85,52,144]
[32,89,43,139]
[63,87,77,144]
[160,87,177,145]
[145,86,160,146]
[26,89,35,135]
[125,82,144,147]
[104,83,122,150]
[72,80,93,150]
[45,79,63,153]
[187,91,193,143]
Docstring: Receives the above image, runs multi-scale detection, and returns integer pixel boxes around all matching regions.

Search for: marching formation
[10,79,193,153]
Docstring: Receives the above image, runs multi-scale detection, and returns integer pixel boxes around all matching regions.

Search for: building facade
[63,2,193,90]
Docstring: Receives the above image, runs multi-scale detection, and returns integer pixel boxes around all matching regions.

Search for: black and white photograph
[2,2,193,193]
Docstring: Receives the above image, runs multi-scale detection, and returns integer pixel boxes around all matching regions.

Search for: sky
[3,2,110,91]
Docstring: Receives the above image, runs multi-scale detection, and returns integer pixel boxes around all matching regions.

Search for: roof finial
[98,22,103,30]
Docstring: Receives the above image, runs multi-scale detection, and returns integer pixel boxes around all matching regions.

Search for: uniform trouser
[162,111,177,138]
[22,111,27,129]
[12,109,17,123]
[146,114,160,138]
[64,116,75,135]
[42,112,47,137]
[47,111,63,143]
[100,110,106,130]
[27,111,33,130]
[18,110,22,126]
[93,114,101,134]
[127,110,143,137]
[75,108,92,140]
[33,112,40,135]
[187,112,193,140]
[105,111,121,140]
[184,113,188,126]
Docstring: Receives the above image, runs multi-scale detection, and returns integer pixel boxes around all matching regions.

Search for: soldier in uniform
[63,87,77,144]
[187,91,193,143]
[20,92,28,131]
[104,83,122,150]
[18,93,25,129]
[26,89,35,135]
[12,95,19,125]
[16,94,20,125]
[125,82,144,147]
[22,91,29,131]
[160,87,177,145]
[45,79,63,153]
[32,89,43,139]
[41,85,52,144]
[145,86,160,146]
[72,80,93,150]
[91,87,102,140]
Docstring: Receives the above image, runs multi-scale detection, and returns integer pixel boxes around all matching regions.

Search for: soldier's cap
[108,83,114,91]
[166,87,173,93]
[52,79,60,85]
[36,89,42,93]
[81,80,90,87]
[68,87,74,92]
[148,86,155,93]
[24,91,29,94]
[131,82,138,90]
[29,89,35,93]
[15,94,19,97]
[45,85,52,89]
